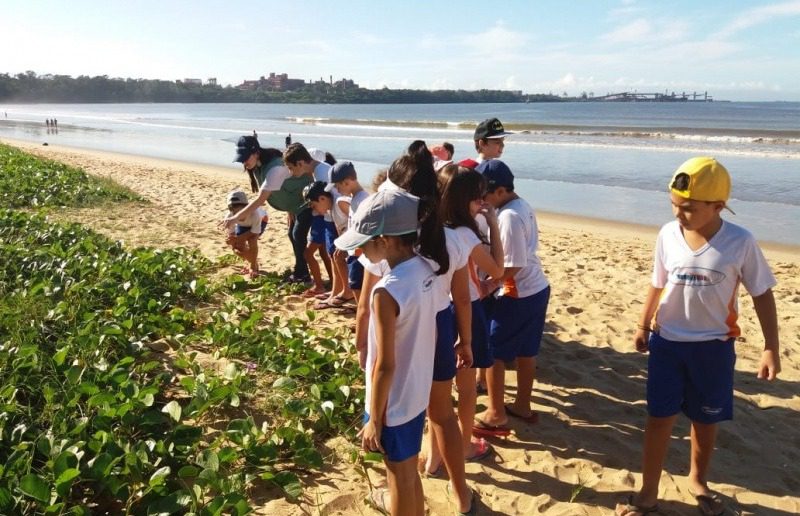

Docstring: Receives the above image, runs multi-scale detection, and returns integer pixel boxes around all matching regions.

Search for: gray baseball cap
[334,190,420,250]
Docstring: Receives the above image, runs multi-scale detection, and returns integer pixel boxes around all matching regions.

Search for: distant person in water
[285,133,292,147]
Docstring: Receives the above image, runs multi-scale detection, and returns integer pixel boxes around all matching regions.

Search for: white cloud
[717,0,800,39]
[601,18,651,43]
[462,21,529,56]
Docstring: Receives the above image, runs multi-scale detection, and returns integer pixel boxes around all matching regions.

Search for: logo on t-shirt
[670,267,726,286]
[422,274,435,292]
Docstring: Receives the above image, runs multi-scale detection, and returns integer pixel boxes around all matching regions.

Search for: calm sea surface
[1,102,799,244]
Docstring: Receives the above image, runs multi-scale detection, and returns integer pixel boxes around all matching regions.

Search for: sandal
[302,287,327,298]
[615,495,659,515]
[313,299,339,310]
[692,491,725,516]
[465,438,493,462]
[366,487,390,515]
[472,418,511,438]
[505,404,539,425]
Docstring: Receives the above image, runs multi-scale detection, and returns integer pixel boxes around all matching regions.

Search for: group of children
[223,119,781,516]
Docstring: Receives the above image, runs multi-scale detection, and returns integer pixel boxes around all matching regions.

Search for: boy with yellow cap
[617,157,781,516]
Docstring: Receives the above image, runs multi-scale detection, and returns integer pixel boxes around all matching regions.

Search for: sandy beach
[4,137,799,515]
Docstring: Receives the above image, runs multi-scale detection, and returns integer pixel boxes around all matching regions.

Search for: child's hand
[479,202,497,223]
[358,420,384,453]
[357,346,367,370]
[757,349,781,380]
[455,341,473,369]
[634,329,650,352]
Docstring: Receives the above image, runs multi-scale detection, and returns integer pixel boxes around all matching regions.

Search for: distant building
[182,78,202,85]
[236,73,359,92]
[207,78,217,86]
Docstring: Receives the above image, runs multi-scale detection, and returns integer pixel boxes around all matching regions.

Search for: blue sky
[2,0,799,101]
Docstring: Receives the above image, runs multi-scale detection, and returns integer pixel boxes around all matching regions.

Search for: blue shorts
[324,221,338,255]
[470,299,494,369]
[347,255,364,290]
[489,286,550,362]
[433,306,457,381]
[309,215,326,245]
[363,410,426,463]
[647,333,736,423]
[235,220,268,237]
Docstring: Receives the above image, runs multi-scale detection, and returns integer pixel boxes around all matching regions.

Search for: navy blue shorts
[363,410,426,462]
[235,220,267,237]
[647,333,736,423]
[324,221,338,255]
[470,299,494,369]
[433,306,457,381]
[309,215,326,245]
[489,286,550,362]
[347,255,364,290]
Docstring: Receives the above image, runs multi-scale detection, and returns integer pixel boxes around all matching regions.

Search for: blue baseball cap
[476,159,514,190]
[325,161,356,191]
[234,135,260,163]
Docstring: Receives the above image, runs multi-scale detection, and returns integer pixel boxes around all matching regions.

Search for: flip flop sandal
[505,404,539,424]
[366,487,390,515]
[313,300,339,310]
[615,495,659,515]
[302,287,327,298]
[465,438,493,462]
[333,294,355,303]
[314,291,332,300]
[472,418,511,438]
[694,492,726,516]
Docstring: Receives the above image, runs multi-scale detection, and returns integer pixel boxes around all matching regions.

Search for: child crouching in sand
[224,190,268,279]
[335,189,448,516]
[617,157,780,516]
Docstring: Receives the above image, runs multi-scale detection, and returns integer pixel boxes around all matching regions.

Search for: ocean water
[1,102,799,245]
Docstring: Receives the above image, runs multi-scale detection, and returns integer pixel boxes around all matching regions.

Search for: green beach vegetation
[0,144,364,514]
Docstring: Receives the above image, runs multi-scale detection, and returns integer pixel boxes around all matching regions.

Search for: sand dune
[5,138,798,515]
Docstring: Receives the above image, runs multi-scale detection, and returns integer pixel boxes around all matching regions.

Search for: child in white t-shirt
[224,190,268,279]
[335,189,449,516]
[473,160,550,437]
[617,157,781,516]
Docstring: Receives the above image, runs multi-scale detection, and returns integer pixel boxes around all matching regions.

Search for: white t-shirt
[359,255,391,277]
[367,256,442,426]
[313,161,332,182]
[496,197,549,298]
[231,207,267,235]
[651,220,776,342]
[420,227,469,311]
[453,226,484,302]
[331,190,351,233]
[313,162,335,223]
[346,190,371,256]
[259,165,291,192]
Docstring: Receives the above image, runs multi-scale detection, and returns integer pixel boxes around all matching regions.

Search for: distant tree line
[0,72,566,104]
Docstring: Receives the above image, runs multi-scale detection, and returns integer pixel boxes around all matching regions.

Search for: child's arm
[752,288,781,380]
[358,288,398,453]
[451,266,473,369]
[634,285,663,352]
[222,190,270,225]
[355,271,382,370]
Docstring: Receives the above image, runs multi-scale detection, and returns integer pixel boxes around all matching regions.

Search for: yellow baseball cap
[669,157,731,203]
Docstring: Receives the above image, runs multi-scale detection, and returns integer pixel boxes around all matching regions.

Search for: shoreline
[3,137,797,262]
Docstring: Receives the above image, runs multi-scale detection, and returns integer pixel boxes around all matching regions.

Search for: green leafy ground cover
[0,143,139,208]
[0,148,364,514]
